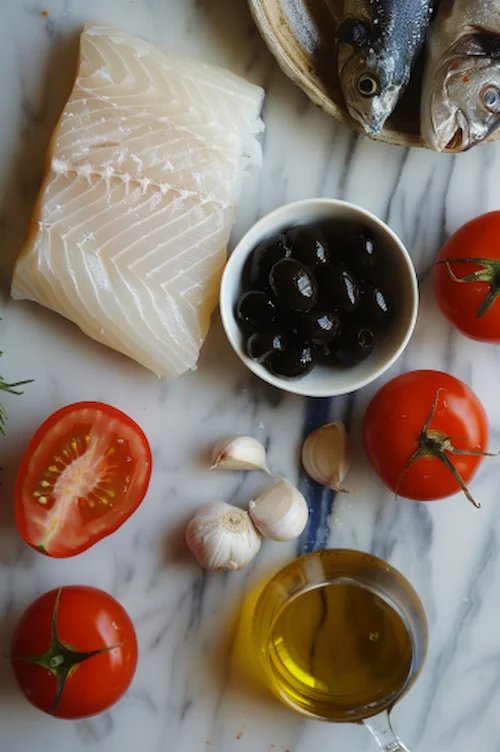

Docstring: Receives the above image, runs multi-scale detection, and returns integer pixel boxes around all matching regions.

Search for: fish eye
[482,86,500,113]
[357,74,379,97]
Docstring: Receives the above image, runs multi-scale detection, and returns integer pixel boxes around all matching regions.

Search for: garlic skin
[248,478,309,542]
[302,421,350,492]
[186,502,262,571]
[211,436,270,473]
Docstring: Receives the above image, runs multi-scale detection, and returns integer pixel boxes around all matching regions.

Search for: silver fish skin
[421,0,500,152]
[336,0,434,135]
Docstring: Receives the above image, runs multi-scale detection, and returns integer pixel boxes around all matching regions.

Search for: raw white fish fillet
[12,22,264,377]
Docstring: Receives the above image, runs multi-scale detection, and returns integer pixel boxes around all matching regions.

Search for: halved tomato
[16,402,152,557]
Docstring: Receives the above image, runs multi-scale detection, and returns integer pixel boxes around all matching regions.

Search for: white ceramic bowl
[220,199,418,397]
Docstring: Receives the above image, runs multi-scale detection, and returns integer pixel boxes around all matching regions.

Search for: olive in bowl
[220,199,418,398]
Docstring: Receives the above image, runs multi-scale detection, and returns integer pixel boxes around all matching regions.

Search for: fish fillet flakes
[12,23,265,377]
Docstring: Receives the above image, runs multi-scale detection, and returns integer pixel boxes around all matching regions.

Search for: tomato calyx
[10,589,123,714]
[436,257,500,318]
[395,389,497,508]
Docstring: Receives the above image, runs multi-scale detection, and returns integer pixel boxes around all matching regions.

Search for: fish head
[336,18,407,136]
[423,35,500,152]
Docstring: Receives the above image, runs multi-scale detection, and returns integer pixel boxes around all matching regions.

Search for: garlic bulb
[302,421,350,492]
[211,436,270,473]
[186,502,262,571]
[248,478,309,542]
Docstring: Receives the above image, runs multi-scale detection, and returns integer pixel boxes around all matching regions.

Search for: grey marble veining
[1,0,500,750]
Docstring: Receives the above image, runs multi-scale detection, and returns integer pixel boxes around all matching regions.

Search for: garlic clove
[186,501,262,571]
[301,421,350,492]
[248,478,309,542]
[210,436,270,473]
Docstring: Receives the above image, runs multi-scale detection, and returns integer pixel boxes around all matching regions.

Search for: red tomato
[363,370,490,506]
[434,211,500,342]
[16,402,152,557]
[10,586,138,719]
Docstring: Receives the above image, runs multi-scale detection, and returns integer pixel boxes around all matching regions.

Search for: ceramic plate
[249,0,500,149]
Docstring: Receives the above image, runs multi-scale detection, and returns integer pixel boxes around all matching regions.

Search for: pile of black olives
[236,224,393,379]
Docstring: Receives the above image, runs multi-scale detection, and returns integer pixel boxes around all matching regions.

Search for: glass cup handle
[363,710,410,752]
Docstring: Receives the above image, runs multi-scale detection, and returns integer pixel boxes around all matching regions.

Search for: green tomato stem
[395,389,497,508]
[10,588,124,714]
[436,257,500,319]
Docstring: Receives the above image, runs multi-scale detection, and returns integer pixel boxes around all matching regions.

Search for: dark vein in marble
[383,148,409,225]
[299,393,355,554]
[188,570,207,630]
[75,713,113,743]
[415,525,497,743]
[337,130,359,199]
[148,593,188,652]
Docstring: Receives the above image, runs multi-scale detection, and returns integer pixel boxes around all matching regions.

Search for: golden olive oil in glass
[253,550,425,724]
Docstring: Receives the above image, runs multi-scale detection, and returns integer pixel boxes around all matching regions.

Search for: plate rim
[249,0,500,151]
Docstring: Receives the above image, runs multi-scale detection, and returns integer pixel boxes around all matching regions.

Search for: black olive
[319,262,360,312]
[316,341,338,364]
[268,340,315,379]
[245,234,292,291]
[300,310,342,345]
[246,331,286,363]
[269,258,318,313]
[287,226,331,270]
[335,325,375,366]
[322,229,347,259]
[345,227,376,276]
[236,291,277,330]
[357,283,393,331]
[278,311,302,334]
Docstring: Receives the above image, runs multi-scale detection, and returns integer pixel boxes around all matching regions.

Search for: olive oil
[253,551,424,724]
[266,581,412,721]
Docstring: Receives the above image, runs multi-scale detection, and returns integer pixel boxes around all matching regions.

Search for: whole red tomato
[16,402,152,557]
[434,211,500,342]
[363,370,491,506]
[10,586,138,719]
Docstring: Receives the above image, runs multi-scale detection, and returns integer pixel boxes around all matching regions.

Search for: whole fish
[421,0,500,152]
[336,0,434,136]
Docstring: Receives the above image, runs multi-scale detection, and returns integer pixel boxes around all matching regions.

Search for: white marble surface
[1,1,500,750]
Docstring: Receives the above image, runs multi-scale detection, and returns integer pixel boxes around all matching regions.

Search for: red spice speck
[41,9,49,16]
[236,733,243,740]
[205,742,210,746]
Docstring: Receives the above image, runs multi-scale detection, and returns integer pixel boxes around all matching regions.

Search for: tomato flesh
[363,370,489,502]
[10,586,138,719]
[16,402,152,557]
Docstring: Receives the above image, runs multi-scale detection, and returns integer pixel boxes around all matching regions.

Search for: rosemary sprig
[0,377,34,435]
[0,317,34,436]
[0,317,34,434]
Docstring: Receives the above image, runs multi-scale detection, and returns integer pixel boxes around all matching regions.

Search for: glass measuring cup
[252,549,427,751]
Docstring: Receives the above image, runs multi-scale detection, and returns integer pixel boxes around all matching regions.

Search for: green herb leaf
[0,317,33,433]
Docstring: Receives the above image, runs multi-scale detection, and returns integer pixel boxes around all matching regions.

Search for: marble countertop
[1,1,500,750]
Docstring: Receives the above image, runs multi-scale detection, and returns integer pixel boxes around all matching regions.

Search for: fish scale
[337,0,433,135]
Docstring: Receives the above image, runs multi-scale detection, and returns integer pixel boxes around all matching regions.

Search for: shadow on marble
[163,509,199,568]
[0,591,32,702]
[0,439,27,543]
[195,313,291,411]
[221,565,292,711]
[197,0,272,75]
[0,31,80,293]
